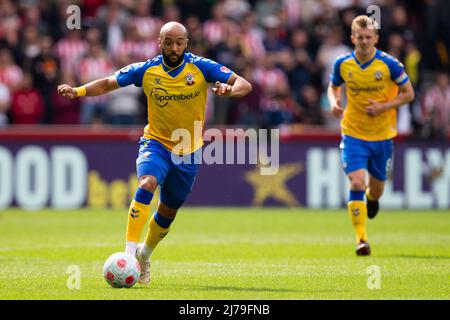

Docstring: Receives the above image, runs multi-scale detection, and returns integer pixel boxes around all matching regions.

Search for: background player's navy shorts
[340,134,393,181]
[136,138,200,209]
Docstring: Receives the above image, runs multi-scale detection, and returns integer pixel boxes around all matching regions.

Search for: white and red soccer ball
[103,252,141,288]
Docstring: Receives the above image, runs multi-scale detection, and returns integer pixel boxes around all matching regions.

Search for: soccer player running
[327,16,414,256]
[58,21,252,283]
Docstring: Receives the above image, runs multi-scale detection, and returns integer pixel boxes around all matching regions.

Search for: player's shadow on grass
[178,284,340,293]
[391,254,450,260]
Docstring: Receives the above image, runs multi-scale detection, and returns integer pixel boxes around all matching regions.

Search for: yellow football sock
[348,201,368,243]
[144,214,170,249]
[126,200,151,243]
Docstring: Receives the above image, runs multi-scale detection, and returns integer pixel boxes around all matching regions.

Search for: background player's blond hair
[351,15,379,34]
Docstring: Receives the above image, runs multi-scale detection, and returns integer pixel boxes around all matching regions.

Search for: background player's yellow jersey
[115,52,234,154]
[330,49,410,141]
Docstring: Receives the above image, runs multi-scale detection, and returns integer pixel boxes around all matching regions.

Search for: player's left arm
[212,74,252,98]
[366,80,415,116]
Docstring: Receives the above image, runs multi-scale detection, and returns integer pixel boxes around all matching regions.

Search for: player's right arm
[327,55,347,119]
[58,61,148,99]
[327,83,343,119]
[57,76,120,99]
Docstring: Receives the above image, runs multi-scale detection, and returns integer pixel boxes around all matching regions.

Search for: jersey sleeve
[330,57,345,86]
[384,55,409,86]
[192,57,234,84]
[114,62,147,87]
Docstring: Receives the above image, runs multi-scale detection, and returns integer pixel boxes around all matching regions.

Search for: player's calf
[365,189,380,219]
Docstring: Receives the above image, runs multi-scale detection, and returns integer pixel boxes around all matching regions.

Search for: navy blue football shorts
[136,138,200,209]
[340,134,393,181]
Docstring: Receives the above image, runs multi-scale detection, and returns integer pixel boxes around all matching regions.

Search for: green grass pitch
[0,208,449,300]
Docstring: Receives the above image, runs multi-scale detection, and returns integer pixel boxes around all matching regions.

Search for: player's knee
[138,175,158,192]
[350,179,366,191]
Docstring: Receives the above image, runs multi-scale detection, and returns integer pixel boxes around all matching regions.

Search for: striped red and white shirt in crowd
[134,16,162,39]
[0,64,23,89]
[252,66,289,111]
[253,67,288,92]
[113,39,159,62]
[54,38,89,73]
[78,56,113,104]
[203,20,228,45]
[282,0,301,28]
[240,31,266,60]
[424,85,450,130]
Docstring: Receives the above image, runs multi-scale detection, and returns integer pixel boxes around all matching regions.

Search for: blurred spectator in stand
[54,29,88,74]
[133,0,161,41]
[114,21,158,62]
[21,2,49,35]
[0,27,20,63]
[0,48,23,92]
[316,27,351,88]
[19,25,42,72]
[285,28,318,101]
[404,38,423,134]
[82,0,107,26]
[338,5,361,48]
[98,0,128,55]
[78,42,113,124]
[162,5,181,23]
[253,54,293,127]
[209,23,241,68]
[209,31,242,124]
[10,72,44,124]
[229,64,263,125]
[298,84,323,125]
[255,0,281,26]
[31,35,60,124]
[386,33,404,60]
[203,3,229,47]
[51,72,80,124]
[0,0,21,56]
[223,0,251,22]
[422,71,450,140]
[106,54,142,125]
[262,15,287,53]
[0,82,10,126]
[186,15,208,57]
[280,0,301,29]
[238,12,266,61]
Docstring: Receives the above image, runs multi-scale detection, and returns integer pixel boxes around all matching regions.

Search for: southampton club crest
[375,70,383,81]
[185,73,195,86]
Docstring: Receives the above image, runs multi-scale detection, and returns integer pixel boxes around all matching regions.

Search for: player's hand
[57,84,78,99]
[212,81,232,96]
[331,100,344,119]
[366,99,387,116]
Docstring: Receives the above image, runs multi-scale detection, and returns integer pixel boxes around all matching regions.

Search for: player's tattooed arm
[327,82,344,119]
[212,74,252,98]
[366,80,415,116]
[57,76,120,99]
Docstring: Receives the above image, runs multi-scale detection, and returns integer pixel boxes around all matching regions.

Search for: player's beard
[162,50,185,68]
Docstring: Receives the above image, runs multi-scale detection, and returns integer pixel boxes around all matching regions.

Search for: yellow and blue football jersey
[330,49,410,141]
[115,52,234,154]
